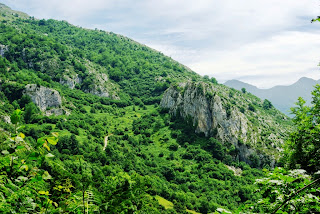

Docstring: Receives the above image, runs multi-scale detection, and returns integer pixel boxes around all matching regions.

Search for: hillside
[0,4,293,213]
[161,81,291,164]
[0,2,200,105]
[224,77,320,115]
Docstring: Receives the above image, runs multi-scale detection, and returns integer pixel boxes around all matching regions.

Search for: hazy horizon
[223,76,320,89]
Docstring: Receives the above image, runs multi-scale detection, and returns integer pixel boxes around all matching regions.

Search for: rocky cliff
[24,84,63,115]
[160,81,291,165]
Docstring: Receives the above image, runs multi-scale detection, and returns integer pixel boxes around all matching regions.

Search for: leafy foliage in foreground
[285,85,320,173]
[246,168,320,213]
[241,85,320,213]
[0,110,59,212]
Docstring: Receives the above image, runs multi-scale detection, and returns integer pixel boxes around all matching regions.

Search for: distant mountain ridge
[224,77,320,115]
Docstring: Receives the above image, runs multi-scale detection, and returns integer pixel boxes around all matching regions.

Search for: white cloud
[190,31,320,88]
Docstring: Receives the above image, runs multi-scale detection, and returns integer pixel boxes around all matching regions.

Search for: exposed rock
[216,208,232,214]
[60,69,119,100]
[84,87,120,100]
[45,108,64,116]
[60,74,82,89]
[64,108,71,116]
[160,81,287,166]
[97,73,108,82]
[0,44,8,57]
[1,115,11,123]
[83,72,120,100]
[85,86,110,98]
[226,165,242,176]
[155,76,166,82]
[24,84,62,113]
[161,82,250,144]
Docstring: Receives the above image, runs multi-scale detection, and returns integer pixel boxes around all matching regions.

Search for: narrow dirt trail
[103,134,112,151]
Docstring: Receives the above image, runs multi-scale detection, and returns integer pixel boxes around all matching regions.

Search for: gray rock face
[60,74,82,89]
[83,73,120,100]
[60,72,120,100]
[0,44,8,57]
[161,82,250,144]
[24,84,62,111]
[160,82,280,165]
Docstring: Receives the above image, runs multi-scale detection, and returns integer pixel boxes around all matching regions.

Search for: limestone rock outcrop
[60,74,82,90]
[83,73,120,100]
[60,72,119,100]
[160,81,287,165]
[161,82,250,144]
[24,84,62,113]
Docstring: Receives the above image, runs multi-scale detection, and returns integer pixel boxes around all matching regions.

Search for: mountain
[224,77,320,115]
[0,4,293,213]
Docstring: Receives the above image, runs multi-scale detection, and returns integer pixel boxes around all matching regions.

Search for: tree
[244,86,320,213]
[248,103,255,112]
[243,19,320,213]
[241,88,246,93]
[203,75,209,80]
[210,77,218,84]
[24,102,39,123]
[262,99,273,110]
[0,109,60,213]
[207,137,225,160]
[57,134,80,155]
[285,85,320,173]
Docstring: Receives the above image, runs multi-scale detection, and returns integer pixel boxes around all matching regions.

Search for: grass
[156,196,202,214]
[155,195,173,210]
[186,209,201,214]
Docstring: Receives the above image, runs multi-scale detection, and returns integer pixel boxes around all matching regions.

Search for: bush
[263,99,273,110]
[248,103,256,112]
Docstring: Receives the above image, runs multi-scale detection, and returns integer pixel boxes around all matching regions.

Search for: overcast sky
[2,0,320,88]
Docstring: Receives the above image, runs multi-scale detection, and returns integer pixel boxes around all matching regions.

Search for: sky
[2,0,320,88]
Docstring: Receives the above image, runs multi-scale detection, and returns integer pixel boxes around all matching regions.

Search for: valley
[0,3,319,213]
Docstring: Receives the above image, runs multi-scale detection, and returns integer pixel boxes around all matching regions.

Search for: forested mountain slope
[0,3,200,104]
[0,4,294,213]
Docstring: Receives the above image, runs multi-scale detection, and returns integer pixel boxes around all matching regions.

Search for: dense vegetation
[0,9,201,105]
[240,86,320,213]
[0,81,266,213]
[0,4,319,213]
